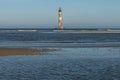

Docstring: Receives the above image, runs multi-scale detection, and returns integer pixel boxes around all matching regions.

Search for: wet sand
[0,48,55,56]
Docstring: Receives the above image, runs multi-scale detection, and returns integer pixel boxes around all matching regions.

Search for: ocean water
[0,48,120,80]
[0,30,120,48]
[0,29,120,80]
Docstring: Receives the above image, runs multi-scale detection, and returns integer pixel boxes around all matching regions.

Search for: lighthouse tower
[58,7,63,30]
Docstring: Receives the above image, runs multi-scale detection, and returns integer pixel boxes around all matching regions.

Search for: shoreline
[0,48,56,56]
[0,28,120,33]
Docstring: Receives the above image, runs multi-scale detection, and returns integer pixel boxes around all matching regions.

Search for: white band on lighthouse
[59,17,62,20]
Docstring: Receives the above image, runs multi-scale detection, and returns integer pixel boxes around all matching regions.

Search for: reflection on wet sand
[0,48,56,56]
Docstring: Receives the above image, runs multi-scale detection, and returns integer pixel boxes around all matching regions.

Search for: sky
[0,0,120,28]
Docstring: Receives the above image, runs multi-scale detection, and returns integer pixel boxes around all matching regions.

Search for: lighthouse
[58,7,63,30]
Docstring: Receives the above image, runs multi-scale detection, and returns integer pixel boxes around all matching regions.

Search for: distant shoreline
[0,28,120,33]
[0,28,120,30]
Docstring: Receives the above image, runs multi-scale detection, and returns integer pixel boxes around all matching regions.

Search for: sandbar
[0,48,55,56]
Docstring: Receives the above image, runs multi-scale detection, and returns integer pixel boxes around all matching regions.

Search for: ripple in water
[0,48,120,80]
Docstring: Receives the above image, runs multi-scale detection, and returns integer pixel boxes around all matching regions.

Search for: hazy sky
[0,0,120,28]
